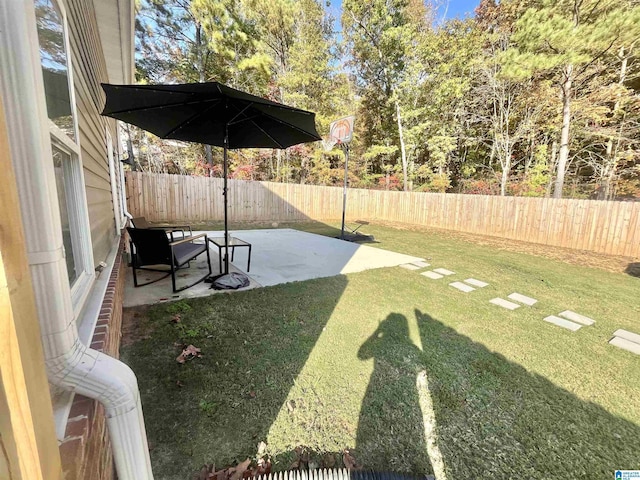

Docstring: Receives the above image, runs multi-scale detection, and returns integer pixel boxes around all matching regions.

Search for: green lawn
[121,222,640,480]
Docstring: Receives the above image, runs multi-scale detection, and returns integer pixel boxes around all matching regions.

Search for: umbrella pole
[223,129,230,275]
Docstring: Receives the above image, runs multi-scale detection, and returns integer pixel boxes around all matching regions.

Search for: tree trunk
[500,160,509,196]
[603,47,628,201]
[553,64,573,199]
[395,100,409,191]
[546,139,558,197]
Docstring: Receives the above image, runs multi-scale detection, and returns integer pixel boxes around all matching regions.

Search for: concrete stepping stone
[490,298,520,310]
[433,268,455,276]
[464,278,488,288]
[612,329,640,345]
[558,310,595,326]
[450,281,475,293]
[543,315,582,331]
[508,292,538,306]
[411,260,431,268]
[421,271,443,279]
[609,336,640,355]
[400,263,421,270]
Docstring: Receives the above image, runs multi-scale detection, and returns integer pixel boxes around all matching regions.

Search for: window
[52,144,80,283]
[35,0,94,305]
[35,0,75,142]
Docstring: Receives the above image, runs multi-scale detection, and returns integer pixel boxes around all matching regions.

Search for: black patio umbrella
[100,82,321,276]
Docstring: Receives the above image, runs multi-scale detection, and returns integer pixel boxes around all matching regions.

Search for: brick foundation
[59,235,127,480]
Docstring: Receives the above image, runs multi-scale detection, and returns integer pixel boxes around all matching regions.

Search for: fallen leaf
[176,344,202,364]
[229,458,251,480]
[197,464,213,480]
[210,469,227,480]
[254,457,272,476]
[257,441,267,456]
[342,449,359,470]
[322,453,336,468]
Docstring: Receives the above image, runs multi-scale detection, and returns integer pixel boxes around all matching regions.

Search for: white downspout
[0,1,153,479]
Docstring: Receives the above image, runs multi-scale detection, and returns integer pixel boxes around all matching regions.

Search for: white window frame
[107,130,122,234]
[40,0,95,314]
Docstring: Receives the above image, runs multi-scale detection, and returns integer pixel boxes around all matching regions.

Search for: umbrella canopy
[100,82,321,148]
[100,81,321,277]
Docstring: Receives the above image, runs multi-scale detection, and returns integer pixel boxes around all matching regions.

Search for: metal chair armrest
[169,233,207,246]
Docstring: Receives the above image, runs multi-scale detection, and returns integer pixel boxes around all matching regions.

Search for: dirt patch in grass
[371,220,639,275]
[121,306,155,347]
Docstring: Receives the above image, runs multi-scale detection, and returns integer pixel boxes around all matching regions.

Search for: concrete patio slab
[450,281,475,293]
[411,260,431,268]
[464,278,488,288]
[400,263,422,270]
[433,268,455,276]
[507,292,538,306]
[421,271,443,279]
[558,310,595,326]
[609,336,640,355]
[124,228,423,307]
[612,329,640,345]
[543,315,582,331]
[489,298,520,310]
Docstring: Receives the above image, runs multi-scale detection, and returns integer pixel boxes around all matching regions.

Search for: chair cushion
[173,242,206,266]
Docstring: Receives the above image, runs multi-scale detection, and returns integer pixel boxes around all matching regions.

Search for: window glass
[52,145,79,285]
[35,0,76,141]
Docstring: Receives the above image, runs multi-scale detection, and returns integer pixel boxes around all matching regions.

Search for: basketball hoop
[327,115,356,241]
[329,115,355,145]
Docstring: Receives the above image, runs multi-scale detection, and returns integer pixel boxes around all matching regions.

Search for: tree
[342,0,420,191]
[503,0,640,197]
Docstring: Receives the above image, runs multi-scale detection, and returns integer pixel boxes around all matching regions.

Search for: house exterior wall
[57,0,132,475]
[66,0,118,268]
[59,235,127,480]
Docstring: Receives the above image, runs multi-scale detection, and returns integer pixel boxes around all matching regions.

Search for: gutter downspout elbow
[48,335,153,479]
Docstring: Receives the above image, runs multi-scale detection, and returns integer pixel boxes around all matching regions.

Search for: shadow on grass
[415,309,640,479]
[625,262,640,278]
[356,313,433,474]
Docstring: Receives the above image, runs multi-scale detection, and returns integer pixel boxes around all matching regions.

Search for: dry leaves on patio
[176,344,202,363]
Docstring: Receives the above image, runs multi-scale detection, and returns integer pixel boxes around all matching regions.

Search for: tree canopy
[132,0,640,200]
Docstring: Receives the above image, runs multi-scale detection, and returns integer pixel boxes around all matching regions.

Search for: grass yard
[121,222,640,480]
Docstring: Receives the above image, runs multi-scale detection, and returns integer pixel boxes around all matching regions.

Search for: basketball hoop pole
[341,143,349,240]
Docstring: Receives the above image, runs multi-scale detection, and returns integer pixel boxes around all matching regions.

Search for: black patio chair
[127,227,211,292]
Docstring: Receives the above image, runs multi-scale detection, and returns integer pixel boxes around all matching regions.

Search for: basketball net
[322,135,340,152]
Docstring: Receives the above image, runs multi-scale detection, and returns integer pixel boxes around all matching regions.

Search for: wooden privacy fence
[125,171,640,257]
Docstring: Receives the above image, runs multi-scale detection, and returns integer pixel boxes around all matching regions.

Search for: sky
[329,0,479,41]
[329,0,479,26]
[436,0,480,21]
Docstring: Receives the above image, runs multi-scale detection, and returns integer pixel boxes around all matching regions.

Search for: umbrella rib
[161,99,223,139]
[258,109,321,140]
[228,114,262,126]
[225,101,283,148]
[103,97,222,116]
[247,118,285,149]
